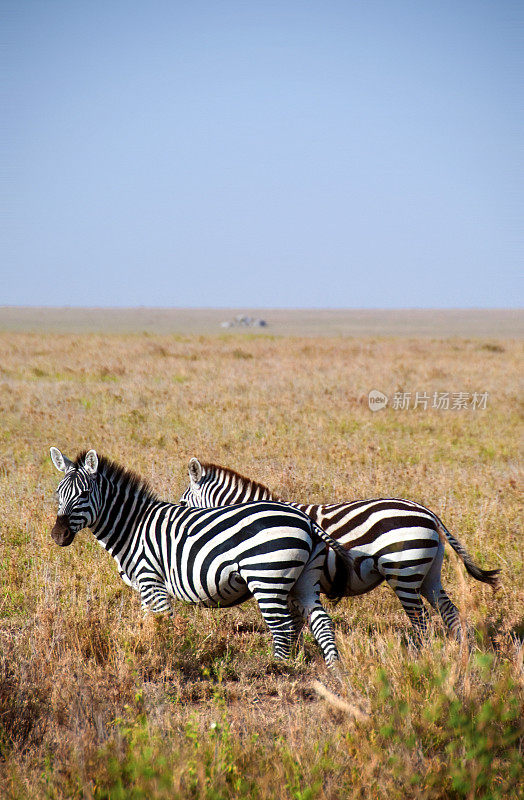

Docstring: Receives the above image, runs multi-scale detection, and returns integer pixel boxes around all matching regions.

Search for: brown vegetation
[0,331,522,798]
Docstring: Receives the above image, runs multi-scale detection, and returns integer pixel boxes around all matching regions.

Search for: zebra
[179,459,501,642]
[49,447,355,667]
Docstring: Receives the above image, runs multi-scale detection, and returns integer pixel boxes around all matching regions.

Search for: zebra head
[180,458,273,507]
[179,457,206,507]
[50,447,101,545]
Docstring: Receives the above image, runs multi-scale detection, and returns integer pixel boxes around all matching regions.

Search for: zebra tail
[435,518,501,591]
[311,521,354,603]
[311,521,354,571]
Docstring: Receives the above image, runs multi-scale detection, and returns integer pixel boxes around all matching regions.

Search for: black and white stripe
[180,459,501,641]
[50,447,353,666]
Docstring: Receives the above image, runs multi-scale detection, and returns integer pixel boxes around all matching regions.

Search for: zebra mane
[200,462,279,500]
[75,451,159,502]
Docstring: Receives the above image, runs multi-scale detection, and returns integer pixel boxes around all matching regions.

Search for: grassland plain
[0,330,522,800]
[1,307,523,338]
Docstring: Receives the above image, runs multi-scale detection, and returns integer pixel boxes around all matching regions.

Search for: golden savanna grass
[0,330,522,799]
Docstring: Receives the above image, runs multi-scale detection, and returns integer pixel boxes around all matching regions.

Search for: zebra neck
[223,477,316,521]
[90,476,155,572]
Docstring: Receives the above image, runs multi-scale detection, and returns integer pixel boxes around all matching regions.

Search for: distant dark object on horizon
[220,314,268,329]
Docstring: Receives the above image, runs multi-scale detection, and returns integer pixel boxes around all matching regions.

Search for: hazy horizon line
[2,305,522,312]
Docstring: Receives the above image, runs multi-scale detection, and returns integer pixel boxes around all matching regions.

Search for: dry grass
[0,331,522,799]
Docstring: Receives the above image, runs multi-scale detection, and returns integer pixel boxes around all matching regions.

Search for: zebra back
[180,459,500,590]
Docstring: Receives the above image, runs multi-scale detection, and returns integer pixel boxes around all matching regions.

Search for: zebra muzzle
[51,515,76,546]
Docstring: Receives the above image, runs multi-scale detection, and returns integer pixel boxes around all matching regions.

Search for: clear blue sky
[2,1,522,307]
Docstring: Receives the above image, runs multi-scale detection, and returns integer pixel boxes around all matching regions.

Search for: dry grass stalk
[310,680,370,722]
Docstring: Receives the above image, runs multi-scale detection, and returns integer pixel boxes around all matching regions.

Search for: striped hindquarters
[300,499,442,597]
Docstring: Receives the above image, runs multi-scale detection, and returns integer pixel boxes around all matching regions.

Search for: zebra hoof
[266,659,290,675]
[326,660,346,683]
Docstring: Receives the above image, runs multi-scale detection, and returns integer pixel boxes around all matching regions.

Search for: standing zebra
[49,448,354,667]
[180,459,501,641]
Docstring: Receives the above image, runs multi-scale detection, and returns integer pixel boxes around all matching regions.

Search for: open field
[0,327,522,799]
[1,306,523,338]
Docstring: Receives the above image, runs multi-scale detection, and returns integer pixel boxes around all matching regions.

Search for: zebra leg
[421,583,462,641]
[308,606,339,666]
[392,589,431,645]
[419,547,463,640]
[290,594,339,666]
[436,590,462,640]
[381,569,431,644]
[289,611,305,655]
[251,590,294,661]
[380,548,439,645]
[139,581,172,615]
[289,553,340,667]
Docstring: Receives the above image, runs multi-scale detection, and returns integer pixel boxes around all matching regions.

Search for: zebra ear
[188,458,203,484]
[50,447,73,473]
[84,450,99,475]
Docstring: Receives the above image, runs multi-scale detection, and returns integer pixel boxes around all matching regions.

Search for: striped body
[50,449,349,665]
[296,498,442,598]
[180,460,500,641]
